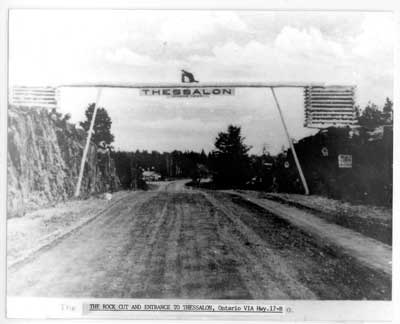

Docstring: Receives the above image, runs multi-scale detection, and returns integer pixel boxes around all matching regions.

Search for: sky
[9,10,395,154]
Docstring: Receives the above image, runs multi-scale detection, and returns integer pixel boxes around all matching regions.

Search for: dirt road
[7,181,390,299]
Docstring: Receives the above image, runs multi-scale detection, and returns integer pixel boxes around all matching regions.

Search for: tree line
[111,150,209,189]
[77,97,392,205]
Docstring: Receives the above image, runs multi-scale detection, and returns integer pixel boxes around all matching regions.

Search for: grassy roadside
[237,190,392,245]
[7,191,131,265]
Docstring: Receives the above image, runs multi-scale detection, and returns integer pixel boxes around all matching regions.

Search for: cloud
[351,14,395,59]
[10,10,394,154]
[103,48,158,66]
[158,12,248,45]
[184,18,393,105]
[275,26,345,60]
[199,25,346,68]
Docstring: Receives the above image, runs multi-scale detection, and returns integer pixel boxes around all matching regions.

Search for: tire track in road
[95,192,171,298]
[160,198,183,297]
[119,191,254,299]
[7,191,160,297]
[7,188,316,299]
[123,196,172,298]
[118,192,250,299]
[207,201,280,299]
[83,191,169,297]
[204,191,391,300]
[167,193,253,299]
[8,182,390,300]
[201,191,317,299]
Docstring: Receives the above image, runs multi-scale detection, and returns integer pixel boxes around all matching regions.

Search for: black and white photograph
[1,3,398,322]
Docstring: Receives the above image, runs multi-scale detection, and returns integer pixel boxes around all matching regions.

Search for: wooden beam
[270,88,310,195]
[74,88,103,197]
[58,81,327,89]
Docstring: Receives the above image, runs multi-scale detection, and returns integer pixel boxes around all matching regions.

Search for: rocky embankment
[7,105,120,217]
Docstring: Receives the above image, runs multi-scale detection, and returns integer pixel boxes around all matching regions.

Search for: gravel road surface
[7,180,391,299]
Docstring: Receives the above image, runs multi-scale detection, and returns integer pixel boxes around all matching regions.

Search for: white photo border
[0,0,399,323]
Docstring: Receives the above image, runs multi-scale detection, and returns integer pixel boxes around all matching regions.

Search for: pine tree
[80,103,114,147]
[358,102,383,129]
[382,97,393,125]
[212,125,251,187]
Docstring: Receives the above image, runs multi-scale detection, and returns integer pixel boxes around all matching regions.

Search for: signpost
[74,88,103,197]
[271,88,309,195]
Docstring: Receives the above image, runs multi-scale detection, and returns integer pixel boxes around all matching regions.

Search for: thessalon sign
[140,87,235,97]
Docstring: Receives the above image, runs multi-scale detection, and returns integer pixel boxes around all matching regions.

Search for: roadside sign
[304,86,357,128]
[338,154,352,168]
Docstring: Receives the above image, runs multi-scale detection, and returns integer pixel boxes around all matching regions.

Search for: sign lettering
[140,87,235,97]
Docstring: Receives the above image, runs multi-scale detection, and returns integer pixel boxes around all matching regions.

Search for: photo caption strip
[83,302,286,314]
